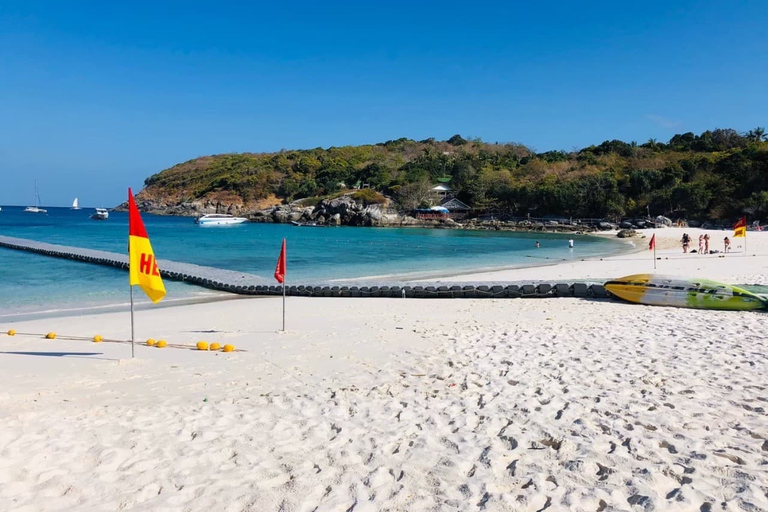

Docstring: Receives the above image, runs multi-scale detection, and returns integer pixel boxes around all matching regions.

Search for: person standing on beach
[724,236,731,253]
[568,238,574,248]
[681,233,690,253]
[698,235,705,254]
[704,233,710,253]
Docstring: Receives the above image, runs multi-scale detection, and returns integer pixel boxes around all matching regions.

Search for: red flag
[274,238,286,284]
[649,234,656,251]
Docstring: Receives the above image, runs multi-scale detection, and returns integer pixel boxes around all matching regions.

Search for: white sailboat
[71,197,81,210]
[24,181,47,213]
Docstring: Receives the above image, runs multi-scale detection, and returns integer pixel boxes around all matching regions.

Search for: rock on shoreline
[114,193,598,232]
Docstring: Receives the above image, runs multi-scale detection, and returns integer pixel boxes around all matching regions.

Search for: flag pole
[128,222,135,359]
[130,285,135,358]
[653,243,656,270]
[282,281,286,331]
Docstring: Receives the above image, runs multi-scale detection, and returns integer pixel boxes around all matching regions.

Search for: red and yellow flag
[128,188,166,303]
[733,216,747,238]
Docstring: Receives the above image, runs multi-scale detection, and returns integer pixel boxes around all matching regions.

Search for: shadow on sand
[0,351,113,360]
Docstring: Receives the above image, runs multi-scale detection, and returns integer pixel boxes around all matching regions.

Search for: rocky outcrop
[131,198,250,217]
[251,195,429,227]
[617,229,637,238]
[117,189,605,232]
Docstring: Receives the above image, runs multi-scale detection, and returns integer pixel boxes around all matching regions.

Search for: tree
[395,179,434,211]
[746,127,766,142]
[671,182,712,215]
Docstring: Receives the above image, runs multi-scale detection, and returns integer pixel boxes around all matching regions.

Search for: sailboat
[24,181,47,213]
[71,197,81,210]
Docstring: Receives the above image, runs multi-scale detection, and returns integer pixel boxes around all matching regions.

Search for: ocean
[0,206,627,318]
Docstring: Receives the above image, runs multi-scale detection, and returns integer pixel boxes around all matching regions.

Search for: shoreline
[5,228,767,322]
[0,291,251,323]
[2,232,633,321]
[436,227,768,285]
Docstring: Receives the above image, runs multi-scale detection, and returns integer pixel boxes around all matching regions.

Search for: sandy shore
[438,227,768,286]
[1,227,767,511]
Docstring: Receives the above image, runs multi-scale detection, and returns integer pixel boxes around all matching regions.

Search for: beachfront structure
[440,197,471,218]
[431,183,452,199]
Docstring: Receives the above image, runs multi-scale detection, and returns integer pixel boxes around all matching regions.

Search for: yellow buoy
[222,344,235,353]
[196,341,209,351]
[93,335,103,343]
[45,332,56,339]
[7,329,16,336]
[210,342,221,351]
[156,340,167,348]
[146,338,157,347]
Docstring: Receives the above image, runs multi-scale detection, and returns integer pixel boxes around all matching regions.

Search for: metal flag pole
[130,285,135,358]
[653,244,656,270]
[282,280,286,331]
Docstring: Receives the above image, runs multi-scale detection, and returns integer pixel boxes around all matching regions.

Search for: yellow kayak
[604,274,767,310]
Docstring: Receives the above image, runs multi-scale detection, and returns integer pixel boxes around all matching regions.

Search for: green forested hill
[141,128,768,221]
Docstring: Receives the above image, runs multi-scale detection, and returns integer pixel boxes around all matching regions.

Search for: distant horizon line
[0,204,116,209]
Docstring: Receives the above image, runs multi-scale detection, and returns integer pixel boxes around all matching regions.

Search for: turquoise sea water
[0,206,627,317]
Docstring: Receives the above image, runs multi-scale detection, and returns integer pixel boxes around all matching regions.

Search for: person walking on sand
[698,234,705,254]
[724,236,731,253]
[704,233,710,254]
[681,233,690,253]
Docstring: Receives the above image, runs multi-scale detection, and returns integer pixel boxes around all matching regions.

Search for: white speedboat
[195,213,248,226]
[90,208,109,220]
[24,181,47,213]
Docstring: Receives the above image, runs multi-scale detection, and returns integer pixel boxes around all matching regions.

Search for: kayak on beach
[604,274,768,311]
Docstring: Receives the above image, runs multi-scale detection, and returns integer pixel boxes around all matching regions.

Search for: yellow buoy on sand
[210,342,221,351]
[196,341,209,351]
[146,338,157,347]
[223,344,235,352]
[45,332,56,339]
[156,340,167,348]
[7,329,16,336]
[93,335,103,343]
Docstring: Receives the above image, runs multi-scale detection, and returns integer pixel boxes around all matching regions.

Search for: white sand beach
[1,227,767,512]
[438,227,768,286]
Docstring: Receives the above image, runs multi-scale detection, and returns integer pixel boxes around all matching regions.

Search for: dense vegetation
[143,127,768,221]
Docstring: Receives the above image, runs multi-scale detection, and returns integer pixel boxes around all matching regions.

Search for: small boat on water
[24,181,47,213]
[291,220,327,227]
[71,198,81,210]
[195,213,248,226]
[90,208,109,220]
[605,274,768,311]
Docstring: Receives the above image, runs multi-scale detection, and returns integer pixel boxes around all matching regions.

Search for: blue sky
[1,0,766,207]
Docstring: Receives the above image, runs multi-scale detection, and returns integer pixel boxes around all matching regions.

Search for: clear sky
[1,0,766,207]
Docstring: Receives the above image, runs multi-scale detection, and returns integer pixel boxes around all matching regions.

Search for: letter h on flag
[128,188,166,303]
